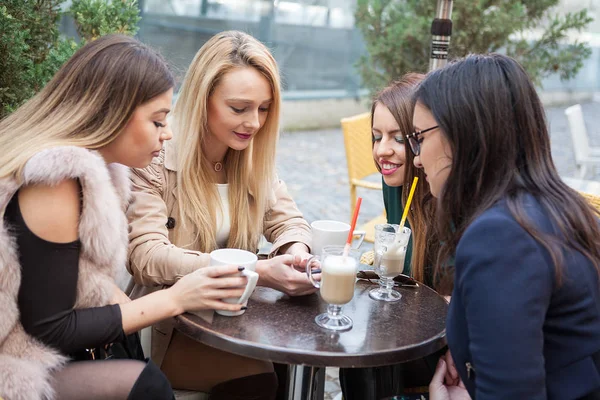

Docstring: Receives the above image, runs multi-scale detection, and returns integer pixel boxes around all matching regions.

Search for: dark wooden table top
[175,280,448,368]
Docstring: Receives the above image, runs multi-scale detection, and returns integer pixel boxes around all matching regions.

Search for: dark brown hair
[371,73,440,284]
[414,53,600,288]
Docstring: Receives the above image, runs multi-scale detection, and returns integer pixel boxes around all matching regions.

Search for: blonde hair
[0,35,174,180]
[173,31,281,252]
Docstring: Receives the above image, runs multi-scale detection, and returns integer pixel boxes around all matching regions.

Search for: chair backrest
[341,112,378,183]
[580,191,600,215]
[565,104,590,162]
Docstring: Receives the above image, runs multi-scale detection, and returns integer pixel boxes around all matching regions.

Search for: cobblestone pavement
[277,102,600,229]
[275,101,600,400]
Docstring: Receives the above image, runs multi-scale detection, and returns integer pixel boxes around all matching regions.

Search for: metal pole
[428,0,453,71]
[286,365,326,400]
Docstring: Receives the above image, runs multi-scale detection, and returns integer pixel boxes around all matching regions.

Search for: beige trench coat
[126,140,312,367]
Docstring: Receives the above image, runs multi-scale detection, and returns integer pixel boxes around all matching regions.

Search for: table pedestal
[286,365,325,400]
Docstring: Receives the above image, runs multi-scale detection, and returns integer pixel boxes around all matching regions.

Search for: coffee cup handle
[305,256,321,288]
[238,269,259,305]
[352,230,366,249]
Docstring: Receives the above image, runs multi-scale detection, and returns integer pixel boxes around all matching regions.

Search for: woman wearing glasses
[340,74,443,400]
[410,54,600,399]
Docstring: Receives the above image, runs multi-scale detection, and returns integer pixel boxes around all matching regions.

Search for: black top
[5,192,124,355]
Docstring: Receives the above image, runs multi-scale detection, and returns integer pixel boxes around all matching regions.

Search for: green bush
[70,0,140,41]
[0,0,141,119]
[355,0,593,93]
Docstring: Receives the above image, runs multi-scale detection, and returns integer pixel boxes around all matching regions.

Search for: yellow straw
[399,177,419,230]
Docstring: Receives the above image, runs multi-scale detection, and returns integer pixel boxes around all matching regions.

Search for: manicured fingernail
[238,266,245,271]
[241,306,248,310]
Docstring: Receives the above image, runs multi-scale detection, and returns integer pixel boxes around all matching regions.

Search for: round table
[175,280,448,400]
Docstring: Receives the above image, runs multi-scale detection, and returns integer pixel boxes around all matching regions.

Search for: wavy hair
[0,35,174,180]
[172,31,281,252]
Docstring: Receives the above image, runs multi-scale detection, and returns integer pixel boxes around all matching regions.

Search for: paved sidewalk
[274,101,600,400]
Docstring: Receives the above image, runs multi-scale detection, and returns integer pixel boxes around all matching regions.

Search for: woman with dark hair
[409,53,600,399]
[340,74,443,399]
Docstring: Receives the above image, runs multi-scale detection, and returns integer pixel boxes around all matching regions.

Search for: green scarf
[382,179,413,276]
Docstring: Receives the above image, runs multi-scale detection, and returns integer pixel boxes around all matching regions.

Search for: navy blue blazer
[447,195,600,399]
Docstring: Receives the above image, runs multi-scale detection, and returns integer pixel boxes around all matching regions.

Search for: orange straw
[344,197,362,256]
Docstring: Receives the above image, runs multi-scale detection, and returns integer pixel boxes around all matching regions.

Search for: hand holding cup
[168,264,250,314]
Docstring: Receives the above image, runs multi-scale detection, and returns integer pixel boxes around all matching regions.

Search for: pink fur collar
[0,146,130,400]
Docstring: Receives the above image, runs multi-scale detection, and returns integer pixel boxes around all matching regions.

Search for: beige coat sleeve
[265,178,313,256]
[126,165,210,286]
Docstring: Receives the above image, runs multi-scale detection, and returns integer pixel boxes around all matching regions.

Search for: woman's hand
[256,254,318,296]
[280,242,312,271]
[442,350,459,386]
[429,357,471,400]
[167,264,249,314]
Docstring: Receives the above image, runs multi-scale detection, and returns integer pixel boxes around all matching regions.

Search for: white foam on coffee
[383,242,406,259]
[323,255,357,274]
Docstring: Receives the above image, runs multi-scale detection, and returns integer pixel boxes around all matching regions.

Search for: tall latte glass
[306,245,360,331]
[370,224,412,302]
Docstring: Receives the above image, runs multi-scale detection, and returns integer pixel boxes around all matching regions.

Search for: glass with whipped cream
[306,245,360,331]
[370,224,412,302]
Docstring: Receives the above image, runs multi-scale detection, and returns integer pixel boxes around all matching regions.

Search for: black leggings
[51,359,174,400]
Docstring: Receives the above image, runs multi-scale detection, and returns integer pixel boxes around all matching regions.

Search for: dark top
[447,195,600,399]
[382,180,412,275]
[5,192,124,355]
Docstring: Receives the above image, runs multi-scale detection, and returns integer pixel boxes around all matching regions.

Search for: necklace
[213,161,223,172]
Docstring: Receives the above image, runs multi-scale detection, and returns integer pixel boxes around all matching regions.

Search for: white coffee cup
[210,249,259,317]
[311,220,366,256]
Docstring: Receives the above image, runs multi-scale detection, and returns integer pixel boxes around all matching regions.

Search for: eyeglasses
[406,125,439,156]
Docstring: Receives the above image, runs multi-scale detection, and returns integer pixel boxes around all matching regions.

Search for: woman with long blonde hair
[0,35,250,400]
[127,30,314,398]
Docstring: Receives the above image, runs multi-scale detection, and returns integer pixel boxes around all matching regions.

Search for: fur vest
[0,147,131,400]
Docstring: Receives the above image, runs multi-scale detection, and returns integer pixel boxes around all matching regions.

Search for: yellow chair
[580,192,600,214]
[341,112,386,243]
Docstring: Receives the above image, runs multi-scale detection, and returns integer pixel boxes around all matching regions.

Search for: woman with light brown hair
[126,30,314,398]
[340,74,442,400]
[0,35,251,400]
[371,73,439,285]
